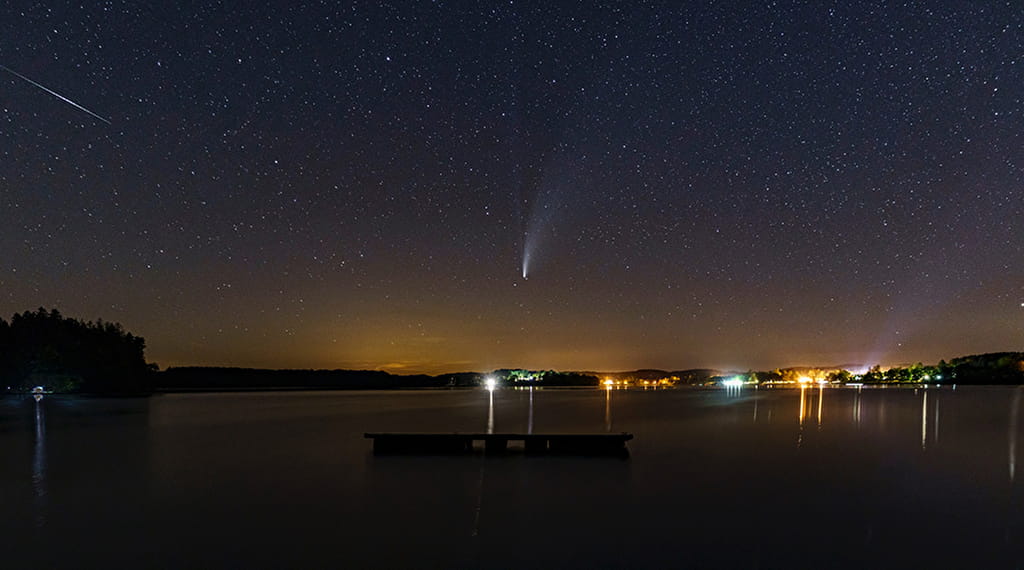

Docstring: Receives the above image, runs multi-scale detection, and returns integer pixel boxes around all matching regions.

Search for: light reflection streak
[604,386,612,432]
[474,385,494,537]
[487,389,494,435]
[933,393,940,445]
[797,385,807,448]
[528,387,534,435]
[33,396,47,528]
[816,384,823,427]
[853,387,862,427]
[798,385,806,426]
[921,389,928,451]
[1010,388,1021,482]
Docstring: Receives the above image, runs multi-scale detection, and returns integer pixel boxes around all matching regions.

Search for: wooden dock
[365,432,633,456]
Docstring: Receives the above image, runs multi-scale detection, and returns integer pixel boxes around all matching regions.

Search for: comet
[1,64,111,124]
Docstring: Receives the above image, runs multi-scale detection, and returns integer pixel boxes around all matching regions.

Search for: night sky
[2,2,1022,374]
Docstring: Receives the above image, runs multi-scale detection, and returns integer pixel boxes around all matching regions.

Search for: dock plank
[365,432,632,456]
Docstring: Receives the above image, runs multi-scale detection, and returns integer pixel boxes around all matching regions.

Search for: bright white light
[484,377,497,391]
[798,376,813,384]
[722,378,743,388]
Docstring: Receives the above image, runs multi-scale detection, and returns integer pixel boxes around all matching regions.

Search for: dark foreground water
[2,386,1024,568]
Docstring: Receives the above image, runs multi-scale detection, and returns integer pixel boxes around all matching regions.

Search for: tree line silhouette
[721,353,1024,386]
[0,308,153,394]
[158,368,598,390]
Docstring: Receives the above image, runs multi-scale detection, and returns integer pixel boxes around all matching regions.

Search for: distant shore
[152,353,1024,392]
[7,351,1024,396]
[153,366,598,392]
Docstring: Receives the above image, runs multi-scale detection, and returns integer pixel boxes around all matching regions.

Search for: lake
[3,386,1023,568]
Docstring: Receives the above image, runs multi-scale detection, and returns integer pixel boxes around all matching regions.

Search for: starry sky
[2,1,1022,374]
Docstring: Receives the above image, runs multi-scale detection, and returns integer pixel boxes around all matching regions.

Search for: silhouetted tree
[0,316,11,390]
[862,365,884,383]
[0,308,153,394]
[827,369,852,384]
[948,353,1024,384]
[883,366,911,383]
[752,370,783,383]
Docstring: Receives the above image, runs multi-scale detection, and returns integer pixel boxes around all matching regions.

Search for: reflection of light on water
[33,396,47,528]
[528,387,534,435]
[798,386,807,426]
[1010,389,1021,481]
[797,386,807,448]
[853,387,862,427]
[474,384,496,537]
[487,389,494,435]
[921,389,928,451]
[604,386,612,432]
[817,385,824,427]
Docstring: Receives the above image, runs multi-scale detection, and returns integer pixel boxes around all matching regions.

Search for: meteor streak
[1,64,110,124]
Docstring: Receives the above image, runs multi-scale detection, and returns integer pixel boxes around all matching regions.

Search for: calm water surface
[3,386,1024,568]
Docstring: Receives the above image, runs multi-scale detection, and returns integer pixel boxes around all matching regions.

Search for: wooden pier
[365,432,633,456]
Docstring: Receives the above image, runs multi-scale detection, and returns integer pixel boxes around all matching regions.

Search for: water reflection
[605,386,612,432]
[797,385,807,447]
[528,387,534,435]
[853,385,862,426]
[11,388,1024,568]
[486,387,495,435]
[1010,388,1021,481]
[798,385,807,426]
[817,384,824,428]
[921,389,928,450]
[32,396,46,528]
[918,388,942,450]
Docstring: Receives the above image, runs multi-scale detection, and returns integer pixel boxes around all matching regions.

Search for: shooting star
[0,64,110,124]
